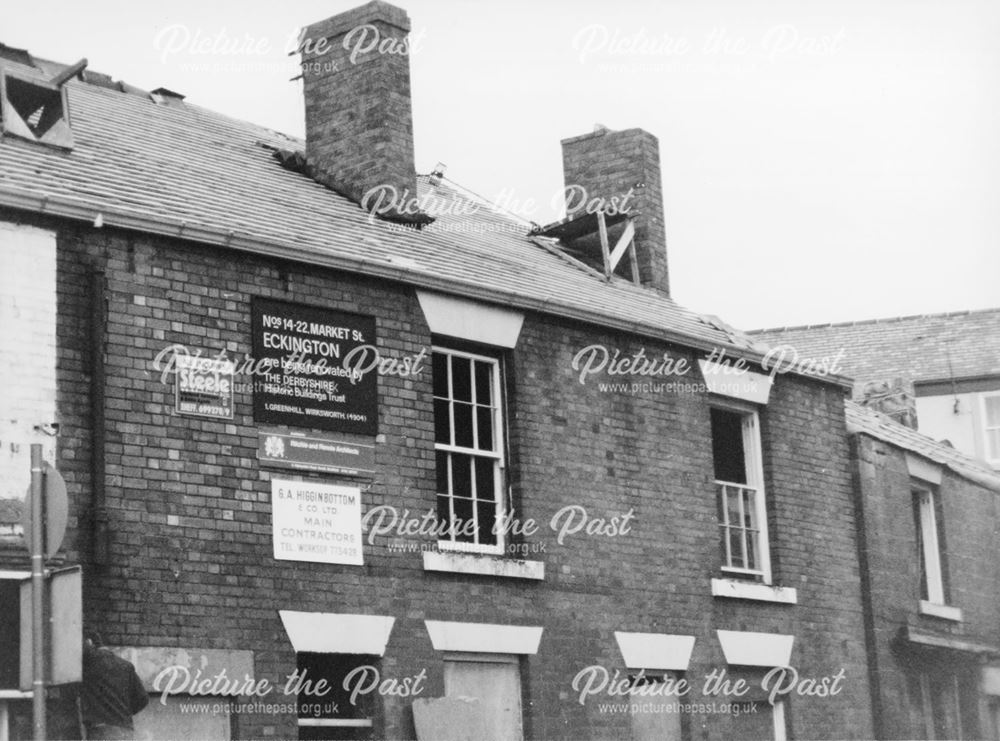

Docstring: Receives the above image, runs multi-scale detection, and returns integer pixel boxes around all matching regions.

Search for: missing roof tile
[150,87,186,105]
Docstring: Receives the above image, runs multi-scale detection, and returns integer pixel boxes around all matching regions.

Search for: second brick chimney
[299,1,419,218]
[561,127,670,295]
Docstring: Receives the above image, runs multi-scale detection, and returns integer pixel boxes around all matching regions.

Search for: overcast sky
[5,0,999,329]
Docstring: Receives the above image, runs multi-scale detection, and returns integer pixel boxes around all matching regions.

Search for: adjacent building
[848,400,1000,739]
[753,310,1000,469]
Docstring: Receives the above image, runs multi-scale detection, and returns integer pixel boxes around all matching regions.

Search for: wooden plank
[626,218,641,283]
[596,211,611,280]
[608,219,635,272]
[49,59,88,88]
[413,696,489,741]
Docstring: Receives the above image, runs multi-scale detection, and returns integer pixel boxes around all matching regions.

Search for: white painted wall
[0,222,57,504]
[916,391,999,467]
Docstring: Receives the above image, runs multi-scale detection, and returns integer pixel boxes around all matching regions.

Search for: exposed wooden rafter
[596,213,639,283]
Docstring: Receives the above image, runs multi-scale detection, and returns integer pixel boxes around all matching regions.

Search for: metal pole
[30,444,46,741]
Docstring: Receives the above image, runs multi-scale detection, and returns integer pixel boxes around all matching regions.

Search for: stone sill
[711,578,797,604]
[423,551,544,580]
[919,600,963,622]
[0,690,32,700]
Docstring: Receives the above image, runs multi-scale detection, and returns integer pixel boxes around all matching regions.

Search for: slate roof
[0,51,848,383]
[846,400,1000,492]
[751,309,1000,386]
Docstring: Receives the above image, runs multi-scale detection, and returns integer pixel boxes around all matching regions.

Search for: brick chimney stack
[299,1,418,217]
[561,127,670,295]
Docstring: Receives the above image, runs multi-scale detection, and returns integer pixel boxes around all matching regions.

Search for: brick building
[848,401,1000,739]
[0,2,877,739]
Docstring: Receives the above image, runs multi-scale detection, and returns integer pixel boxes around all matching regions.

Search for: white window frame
[981,393,1000,466]
[712,404,772,583]
[913,483,946,606]
[0,692,32,741]
[433,345,506,556]
[772,698,787,741]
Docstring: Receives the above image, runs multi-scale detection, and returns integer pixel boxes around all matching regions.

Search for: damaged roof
[846,400,1000,492]
[0,52,836,375]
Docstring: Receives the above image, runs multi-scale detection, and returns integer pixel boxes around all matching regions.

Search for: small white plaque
[271,479,363,565]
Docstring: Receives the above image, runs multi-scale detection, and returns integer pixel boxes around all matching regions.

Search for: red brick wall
[9,209,876,739]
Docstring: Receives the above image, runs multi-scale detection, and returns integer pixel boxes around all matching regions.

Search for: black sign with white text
[251,298,378,435]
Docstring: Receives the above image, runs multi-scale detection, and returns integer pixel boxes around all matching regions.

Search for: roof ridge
[750,306,1000,334]
[58,65,306,147]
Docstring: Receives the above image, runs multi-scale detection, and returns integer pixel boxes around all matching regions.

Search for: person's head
[83,629,103,649]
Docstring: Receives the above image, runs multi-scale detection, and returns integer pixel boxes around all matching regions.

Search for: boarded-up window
[132,697,230,741]
[628,675,683,741]
[443,654,522,741]
[0,223,58,503]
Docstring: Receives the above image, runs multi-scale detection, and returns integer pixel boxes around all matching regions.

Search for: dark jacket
[81,645,149,731]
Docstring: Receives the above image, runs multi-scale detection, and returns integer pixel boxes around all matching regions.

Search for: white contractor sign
[271,479,363,565]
